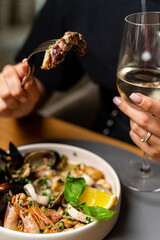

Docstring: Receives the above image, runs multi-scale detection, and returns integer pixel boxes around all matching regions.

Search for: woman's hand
[0,59,45,118]
[113,93,160,162]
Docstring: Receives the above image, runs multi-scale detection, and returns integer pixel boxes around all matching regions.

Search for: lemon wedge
[79,186,117,209]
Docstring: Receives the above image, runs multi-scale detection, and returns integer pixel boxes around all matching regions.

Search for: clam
[33,177,52,196]
[48,185,64,208]
[24,150,58,172]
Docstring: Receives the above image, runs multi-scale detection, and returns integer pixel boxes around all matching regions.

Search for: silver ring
[141,132,152,142]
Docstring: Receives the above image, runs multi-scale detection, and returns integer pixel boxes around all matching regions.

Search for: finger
[3,65,28,103]
[0,98,13,117]
[130,93,160,119]
[15,58,30,78]
[24,76,40,103]
[113,96,160,137]
[0,75,20,110]
[130,119,160,149]
[130,130,160,162]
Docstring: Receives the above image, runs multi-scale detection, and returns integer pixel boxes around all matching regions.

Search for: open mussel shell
[0,169,6,184]
[0,181,24,217]
[0,193,12,217]
[0,142,26,181]
[6,162,31,181]
[9,142,24,169]
[0,182,24,196]
[0,148,10,164]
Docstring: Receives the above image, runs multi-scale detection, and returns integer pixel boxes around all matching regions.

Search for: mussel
[0,193,12,219]
[0,182,24,217]
[0,142,24,169]
[0,142,26,181]
[0,182,24,196]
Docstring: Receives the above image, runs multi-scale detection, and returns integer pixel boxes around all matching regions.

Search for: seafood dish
[41,31,87,70]
[0,142,119,236]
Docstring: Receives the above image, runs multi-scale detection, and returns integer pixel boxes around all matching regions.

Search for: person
[0,0,160,144]
[113,94,160,162]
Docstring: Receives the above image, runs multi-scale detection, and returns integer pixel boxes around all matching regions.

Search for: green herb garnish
[64,175,116,220]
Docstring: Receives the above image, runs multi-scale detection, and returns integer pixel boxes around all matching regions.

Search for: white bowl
[0,143,121,240]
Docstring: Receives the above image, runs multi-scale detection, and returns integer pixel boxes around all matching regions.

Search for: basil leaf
[64,175,86,204]
[85,206,116,220]
[81,202,92,215]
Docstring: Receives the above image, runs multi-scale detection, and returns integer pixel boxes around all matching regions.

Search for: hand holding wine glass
[113,93,160,162]
[115,12,160,192]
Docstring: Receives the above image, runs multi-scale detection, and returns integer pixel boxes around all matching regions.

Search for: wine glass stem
[140,152,151,177]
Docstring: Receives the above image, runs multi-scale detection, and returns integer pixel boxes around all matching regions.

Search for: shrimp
[44,207,63,224]
[30,205,58,233]
[4,203,19,230]
[20,209,40,233]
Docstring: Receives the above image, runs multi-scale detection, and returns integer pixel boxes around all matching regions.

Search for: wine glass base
[120,159,160,192]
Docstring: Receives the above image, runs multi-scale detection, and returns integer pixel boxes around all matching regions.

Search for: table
[0,114,141,154]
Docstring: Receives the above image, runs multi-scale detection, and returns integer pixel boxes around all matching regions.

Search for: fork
[21,39,56,87]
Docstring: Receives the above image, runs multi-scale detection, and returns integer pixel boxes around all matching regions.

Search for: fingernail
[22,58,28,63]
[113,96,122,106]
[20,96,27,103]
[130,93,142,104]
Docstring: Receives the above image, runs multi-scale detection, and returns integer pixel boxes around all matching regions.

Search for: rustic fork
[21,39,56,86]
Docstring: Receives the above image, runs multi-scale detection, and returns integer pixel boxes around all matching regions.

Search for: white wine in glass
[116,12,160,192]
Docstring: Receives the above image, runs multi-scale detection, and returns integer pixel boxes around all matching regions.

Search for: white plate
[0,143,121,240]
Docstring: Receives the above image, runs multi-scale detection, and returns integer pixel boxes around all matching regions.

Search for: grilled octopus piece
[41,31,87,70]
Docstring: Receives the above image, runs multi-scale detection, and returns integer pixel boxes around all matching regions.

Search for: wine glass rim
[125,11,160,26]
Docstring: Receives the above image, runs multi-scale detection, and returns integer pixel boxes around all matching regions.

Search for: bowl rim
[0,142,121,238]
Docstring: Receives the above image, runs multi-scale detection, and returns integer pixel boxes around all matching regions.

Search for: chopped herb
[57,178,63,183]
[66,218,76,222]
[19,220,22,225]
[29,200,34,207]
[58,226,64,232]
[37,178,47,186]
[25,178,33,184]
[20,177,25,181]
[40,228,44,233]
[42,192,49,196]
[86,216,93,224]
[63,39,67,44]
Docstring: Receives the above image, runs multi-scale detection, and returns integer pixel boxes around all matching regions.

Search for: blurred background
[0,0,100,130]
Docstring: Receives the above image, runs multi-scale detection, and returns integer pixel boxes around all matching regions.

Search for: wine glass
[116,12,160,192]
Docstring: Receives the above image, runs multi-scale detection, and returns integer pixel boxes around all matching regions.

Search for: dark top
[16,0,160,143]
